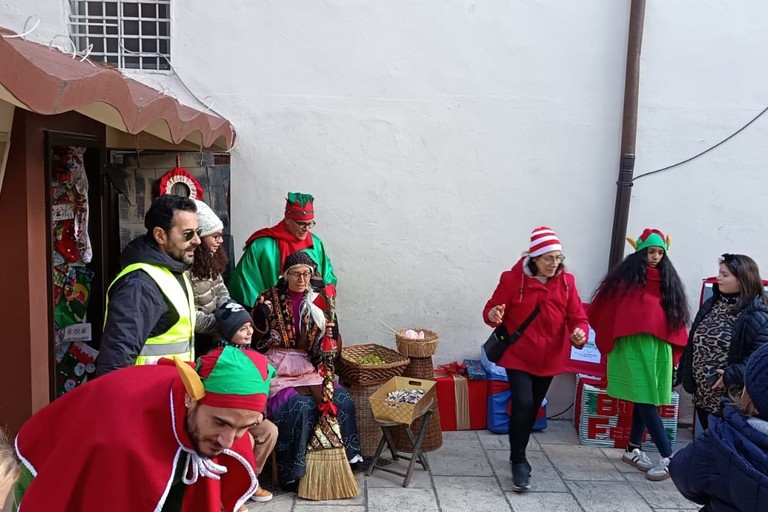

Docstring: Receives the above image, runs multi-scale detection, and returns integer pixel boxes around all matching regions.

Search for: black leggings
[505,369,553,464]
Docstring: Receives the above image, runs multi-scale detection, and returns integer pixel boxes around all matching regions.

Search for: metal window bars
[68,0,171,70]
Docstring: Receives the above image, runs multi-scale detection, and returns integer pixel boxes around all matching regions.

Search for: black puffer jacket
[95,235,190,377]
[679,287,768,395]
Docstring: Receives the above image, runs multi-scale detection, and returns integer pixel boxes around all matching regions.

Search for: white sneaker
[621,448,654,472]
[645,457,671,481]
[248,486,273,502]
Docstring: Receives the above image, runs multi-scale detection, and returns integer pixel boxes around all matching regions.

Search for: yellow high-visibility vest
[106,263,195,365]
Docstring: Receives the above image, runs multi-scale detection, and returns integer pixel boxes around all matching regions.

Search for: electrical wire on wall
[633,104,768,181]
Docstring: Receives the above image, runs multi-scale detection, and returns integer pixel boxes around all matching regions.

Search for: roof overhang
[0,26,236,152]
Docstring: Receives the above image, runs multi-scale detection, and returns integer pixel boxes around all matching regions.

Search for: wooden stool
[366,401,433,487]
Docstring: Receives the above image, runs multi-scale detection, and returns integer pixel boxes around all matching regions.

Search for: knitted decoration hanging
[158,155,204,199]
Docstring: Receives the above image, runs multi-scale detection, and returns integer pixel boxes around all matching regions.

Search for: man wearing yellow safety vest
[95,194,201,376]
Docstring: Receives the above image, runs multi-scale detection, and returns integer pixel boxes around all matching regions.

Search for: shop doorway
[45,133,119,399]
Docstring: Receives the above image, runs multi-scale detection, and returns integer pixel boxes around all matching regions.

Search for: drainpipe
[608,0,646,269]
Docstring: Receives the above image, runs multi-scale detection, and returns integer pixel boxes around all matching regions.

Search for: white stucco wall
[172,0,632,355]
[5,1,768,416]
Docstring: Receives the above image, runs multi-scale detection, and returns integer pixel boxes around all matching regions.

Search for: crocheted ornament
[158,155,204,199]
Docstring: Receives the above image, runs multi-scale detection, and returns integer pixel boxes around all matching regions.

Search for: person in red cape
[483,226,588,492]
[228,192,337,310]
[588,228,689,482]
[12,346,273,512]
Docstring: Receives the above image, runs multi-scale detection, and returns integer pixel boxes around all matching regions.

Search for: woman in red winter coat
[483,226,588,492]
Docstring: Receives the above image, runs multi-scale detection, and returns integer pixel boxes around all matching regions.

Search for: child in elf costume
[588,228,689,482]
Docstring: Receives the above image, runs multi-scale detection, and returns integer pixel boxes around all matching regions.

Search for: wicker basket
[341,380,384,457]
[336,344,410,386]
[395,328,439,358]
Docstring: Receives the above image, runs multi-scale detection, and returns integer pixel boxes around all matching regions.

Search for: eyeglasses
[290,219,316,230]
[209,233,224,242]
[720,253,740,273]
[181,228,202,242]
[287,270,312,279]
[538,255,565,265]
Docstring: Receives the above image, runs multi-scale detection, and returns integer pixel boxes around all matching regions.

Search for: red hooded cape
[243,220,313,270]
[588,266,688,368]
[15,364,257,512]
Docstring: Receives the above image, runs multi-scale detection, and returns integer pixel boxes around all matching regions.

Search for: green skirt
[606,333,672,406]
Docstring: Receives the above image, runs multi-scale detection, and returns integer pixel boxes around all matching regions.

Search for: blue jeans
[630,402,672,457]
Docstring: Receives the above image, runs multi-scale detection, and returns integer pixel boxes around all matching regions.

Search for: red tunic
[588,266,688,365]
[483,257,588,376]
[15,364,257,512]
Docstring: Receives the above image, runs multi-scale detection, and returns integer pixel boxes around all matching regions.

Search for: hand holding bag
[483,306,540,363]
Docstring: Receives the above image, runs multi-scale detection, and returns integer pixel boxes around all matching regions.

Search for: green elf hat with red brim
[175,346,274,412]
[627,228,671,252]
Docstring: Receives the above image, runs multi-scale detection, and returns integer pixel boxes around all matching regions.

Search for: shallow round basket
[395,328,439,358]
[336,344,410,386]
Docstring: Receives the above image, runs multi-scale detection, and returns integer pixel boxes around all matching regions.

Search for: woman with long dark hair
[190,200,231,356]
[677,253,768,431]
[589,228,689,481]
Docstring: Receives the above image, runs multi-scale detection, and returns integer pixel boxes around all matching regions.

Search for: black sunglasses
[180,228,202,242]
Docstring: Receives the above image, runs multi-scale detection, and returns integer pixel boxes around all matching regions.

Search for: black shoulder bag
[483,306,541,363]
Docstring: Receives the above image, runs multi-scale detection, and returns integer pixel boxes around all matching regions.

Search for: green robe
[228,234,336,308]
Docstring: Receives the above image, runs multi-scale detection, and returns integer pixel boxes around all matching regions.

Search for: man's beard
[185,406,219,458]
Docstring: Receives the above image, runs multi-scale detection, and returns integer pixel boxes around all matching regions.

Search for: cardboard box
[577,380,679,451]
[434,369,487,430]
[369,376,436,425]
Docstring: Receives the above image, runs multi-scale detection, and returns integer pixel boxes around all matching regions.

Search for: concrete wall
[5,1,768,419]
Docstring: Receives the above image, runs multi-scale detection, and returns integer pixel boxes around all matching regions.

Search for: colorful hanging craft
[158,154,204,199]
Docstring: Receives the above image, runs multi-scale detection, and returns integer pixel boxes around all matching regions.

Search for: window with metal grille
[68,0,171,70]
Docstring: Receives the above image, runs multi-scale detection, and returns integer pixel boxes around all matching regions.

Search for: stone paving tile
[567,480,653,512]
[365,459,433,489]
[505,491,583,512]
[433,475,511,512]
[543,444,625,481]
[366,487,439,512]
[477,427,541,452]
[623,473,698,509]
[653,509,701,512]
[243,491,294,511]
[244,420,701,512]
[533,419,581,445]
[294,506,366,512]
[487,448,568,493]
[428,431,493,477]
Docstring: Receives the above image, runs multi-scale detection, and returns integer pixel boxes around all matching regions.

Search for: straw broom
[297,290,359,500]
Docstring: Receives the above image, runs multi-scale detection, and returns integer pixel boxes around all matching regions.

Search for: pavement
[245,419,700,512]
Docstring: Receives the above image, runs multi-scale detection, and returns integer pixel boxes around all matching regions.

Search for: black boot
[508,459,532,476]
[511,462,531,492]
